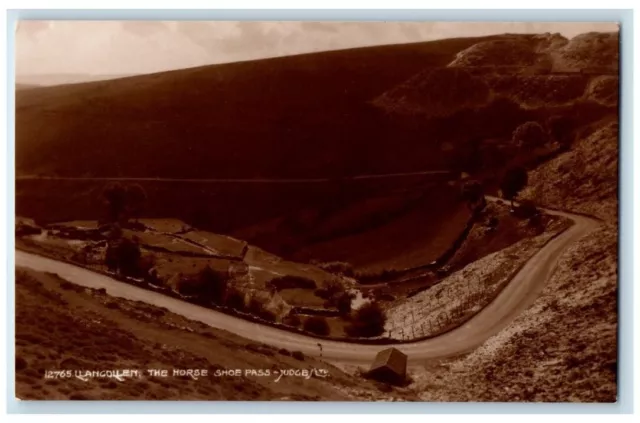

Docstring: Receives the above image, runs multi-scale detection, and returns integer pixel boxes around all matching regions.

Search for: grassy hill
[15,32,618,271]
[16,35,511,180]
[16,268,402,400]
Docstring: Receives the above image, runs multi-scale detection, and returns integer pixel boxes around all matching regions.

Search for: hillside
[16,35,508,180]
[521,120,618,221]
[16,268,409,400]
[14,28,620,402]
[414,100,619,403]
[15,30,619,277]
[552,32,619,73]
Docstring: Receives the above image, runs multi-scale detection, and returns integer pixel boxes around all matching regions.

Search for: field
[181,231,247,257]
[16,219,354,315]
[122,229,210,256]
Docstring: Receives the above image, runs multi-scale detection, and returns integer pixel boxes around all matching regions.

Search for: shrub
[282,313,302,328]
[278,348,291,356]
[102,183,127,223]
[500,166,528,206]
[316,261,355,277]
[257,309,277,322]
[314,288,330,299]
[346,302,387,338]
[246,297,277,322]
[324,277,346,298]
[514,199,539,219]
[547,115,574,147]
[461,180,485,211]
[335,291,355,315]
[138,254,157,279]
[196,266,229,305]
[527,213,545,234]
[225,288,246,311]
[355,268,400,283]
[291,351,305,361]
[269,275,317,291]
[248,297,266,315]
[512,121,548,149]
[303,316,330,336]
[15,223,41,237]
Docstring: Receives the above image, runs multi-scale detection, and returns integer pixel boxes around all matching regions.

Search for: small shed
[367,347,408,385]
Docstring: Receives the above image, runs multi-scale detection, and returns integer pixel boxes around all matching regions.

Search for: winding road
[14,201,599,367]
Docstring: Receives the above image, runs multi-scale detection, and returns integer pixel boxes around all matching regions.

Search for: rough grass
[484,74,590,109]
[385,215,571,340]
[521,120,618,221]
[447,202,560,271]
[292,187,471,274]
[373,67,492,117]
[14,268,401,400]
[16,34,508,181]
[412,224,617,402]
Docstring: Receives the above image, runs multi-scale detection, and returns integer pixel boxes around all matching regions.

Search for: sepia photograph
[13,20,619,402]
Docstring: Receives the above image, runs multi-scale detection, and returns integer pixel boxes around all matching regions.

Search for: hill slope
[16,268,407,400]
[16,35,508,180]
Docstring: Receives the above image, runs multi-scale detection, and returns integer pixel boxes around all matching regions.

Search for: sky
[15,21,619,80]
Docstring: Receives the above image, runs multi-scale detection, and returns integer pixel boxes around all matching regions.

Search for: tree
[324,278,345,299]
[125,184,147,221]
[225,288,246,311]
[512,121,548,150]
[105,237,142,277]
[335,291,356,315]
[547,115,574,149]
[346,301,387,338]
[102,183,127,223]
[197,265,229,305]
[101,183,147,224]
[461,180,486,212]
[514,199,539,219]
[321,278,354,314]
[500,166,528,207]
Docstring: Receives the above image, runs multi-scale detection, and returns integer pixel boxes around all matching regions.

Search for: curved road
[14,202,599,367]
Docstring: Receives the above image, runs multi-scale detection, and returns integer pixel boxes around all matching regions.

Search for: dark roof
[369,347,408,378]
